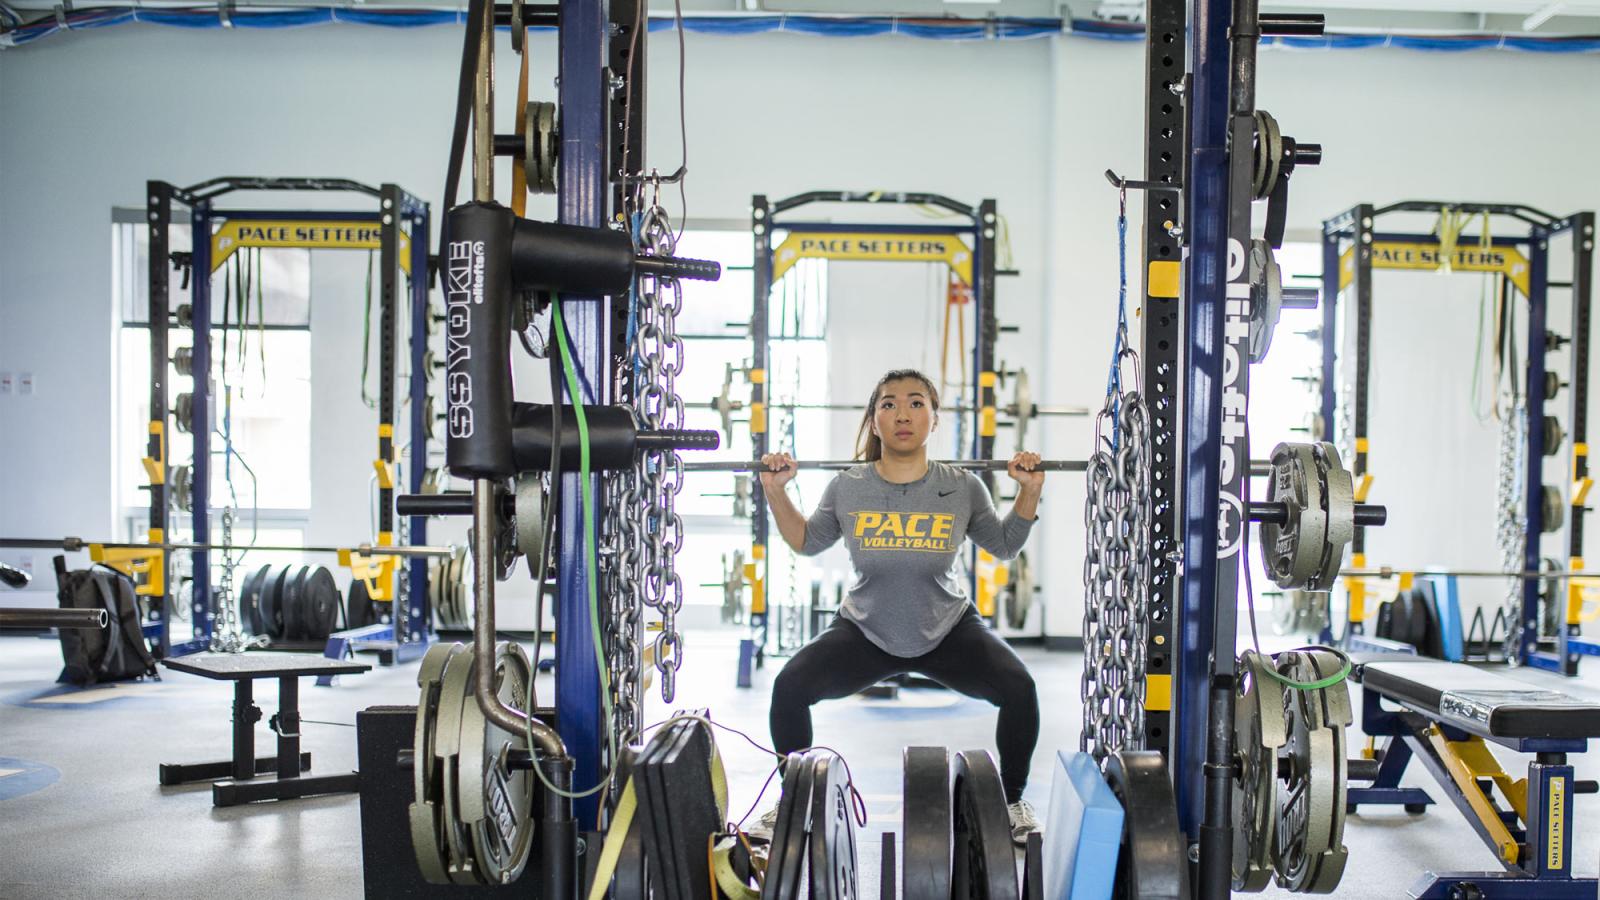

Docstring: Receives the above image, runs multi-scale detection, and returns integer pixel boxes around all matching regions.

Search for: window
[113,217,314,527]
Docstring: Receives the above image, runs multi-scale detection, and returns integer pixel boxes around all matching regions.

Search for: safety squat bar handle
[444,202,721,482]
[1249,501,1388,528]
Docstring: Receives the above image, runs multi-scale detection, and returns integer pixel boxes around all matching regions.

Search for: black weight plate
[902,746,952,899]
[301,566,340,640]
[612,745,650,898]
[261,564,290,639]
[951,750,1018,900]
[762,751,817,900]
[281,565,311,641]
[241,564,270,635]
[1105,751,1188,900]
[347,578,374,629]
[807,752,858,900]
[635,726,681,899]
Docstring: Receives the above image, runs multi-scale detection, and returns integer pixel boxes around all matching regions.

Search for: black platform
[1357,658,1600,740]
[160,652,371,806]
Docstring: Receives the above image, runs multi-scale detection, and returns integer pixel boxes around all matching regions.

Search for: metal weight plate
[460,641,538,884]
[1272,650,1350,893]
[1248,240,1285,364]
[807,752,859,900]
[173,345,194,377]
[175,392,195,434]
[509,0,524,52]
[433,645,482,885]
[241,564,270,635]
[412,642,465,883]
[950,750,1018,900]
[1543,485,1565,534]
[763,752,817,900]
[1104,751,1188,900]
[1233,650,1288,892]
[301,566,341,640]
[1003,551,1034,630]
[1252,110,1283,200]
[1260,443,1329,591]
[1314,443,1356,591]
[902,746,952,899]
[514,473,546,559]
[170,464,194,513]
[281,564,312,641]
[428,559,444,628]
[534,101,558,194]
[261,563,291,639]
[424,395,438,442]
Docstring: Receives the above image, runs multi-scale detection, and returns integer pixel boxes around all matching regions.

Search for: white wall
[3,23,1599,637]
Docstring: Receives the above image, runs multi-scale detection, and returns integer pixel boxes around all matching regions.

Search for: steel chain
[1081,385,1153,763]
[631,197,687,704]
[211,506,248,653]
[1497,407,1526,662]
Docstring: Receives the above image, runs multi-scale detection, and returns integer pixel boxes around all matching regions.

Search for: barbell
[683,457,1281,476]
[0,536,455,559]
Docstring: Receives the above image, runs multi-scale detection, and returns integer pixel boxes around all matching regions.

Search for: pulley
[1258,442,1365,592]
[1272,649,1351,893]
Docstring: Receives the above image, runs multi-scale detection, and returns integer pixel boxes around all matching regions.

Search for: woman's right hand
[760,453,798,491]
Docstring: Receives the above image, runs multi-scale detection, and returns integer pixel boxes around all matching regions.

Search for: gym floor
[2,630,1598,898]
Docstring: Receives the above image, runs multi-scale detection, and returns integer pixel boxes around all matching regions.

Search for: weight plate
[1316,443,1356,590]
[902,746,952,899]
[412,642,464,884]
[509,0,524,52]
[170,464,193,513]
[1003,551,1033,630]
[301,566,341,640]
[1543,485,1565,534]
[261,564,291,639]
[534,102,558,194]
[421,467,445,495]
[1233,650,1288,892]
[424,395,438,443]
[807,751,859,900]
[281,564,311,641]
[1272,650,1350,893]
[1261,443,1329,590]
[173,345,194,377]
[434,645,481,885]
[1248,240,1284,365]
[461,641,537,884]
[515,473,546,559]
[951,749,1018,900]
[347,577,374,629]
[429,559,444,628]
[175,392,195,434]
[1104,751,1188,900]
[763,752,817,900]
[241,564,270,635]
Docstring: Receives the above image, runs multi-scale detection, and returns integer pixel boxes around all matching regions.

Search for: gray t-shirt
[798,461,1036,657]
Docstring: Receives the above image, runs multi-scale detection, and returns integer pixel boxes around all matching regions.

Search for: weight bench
[159,652,370,807]
[1350,657,1600,898]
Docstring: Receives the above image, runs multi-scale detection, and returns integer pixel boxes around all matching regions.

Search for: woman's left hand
[1007,451,1045,490]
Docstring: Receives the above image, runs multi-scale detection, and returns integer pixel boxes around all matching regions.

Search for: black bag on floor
[54,556,158,686]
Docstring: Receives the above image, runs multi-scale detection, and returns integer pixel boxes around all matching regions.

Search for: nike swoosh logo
[937,489,957,497]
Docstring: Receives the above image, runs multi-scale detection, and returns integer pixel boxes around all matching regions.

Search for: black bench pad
[162,652,370,680]
[1357,658,1600,740]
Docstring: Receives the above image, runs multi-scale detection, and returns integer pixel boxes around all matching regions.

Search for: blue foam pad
[1421,574,1464,662]
[1042,750,1124,900]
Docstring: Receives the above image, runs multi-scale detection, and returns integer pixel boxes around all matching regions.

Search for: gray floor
[2,628,1598,899]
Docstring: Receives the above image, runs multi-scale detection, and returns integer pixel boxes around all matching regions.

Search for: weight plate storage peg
[950,750,1019,900]
[902,746,953,898]
[1259,442,1355,592]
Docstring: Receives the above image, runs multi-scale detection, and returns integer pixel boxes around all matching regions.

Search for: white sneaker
[1007,800,1040,847]
[745,804,782,843]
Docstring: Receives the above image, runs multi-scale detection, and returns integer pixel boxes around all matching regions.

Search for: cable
[360,249,377,408]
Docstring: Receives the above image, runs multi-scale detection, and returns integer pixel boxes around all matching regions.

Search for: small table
[160,652,371,807]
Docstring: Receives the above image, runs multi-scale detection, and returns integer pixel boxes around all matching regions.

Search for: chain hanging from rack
[211,506,249,653]
[625,178,688,708]
[1081,183,1154,765]
[1497,405,1527,662]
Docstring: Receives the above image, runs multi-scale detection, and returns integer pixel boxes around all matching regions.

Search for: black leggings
[769,607,1040,804]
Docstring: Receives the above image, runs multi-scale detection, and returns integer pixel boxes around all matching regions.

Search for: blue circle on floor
[0,758,60,801]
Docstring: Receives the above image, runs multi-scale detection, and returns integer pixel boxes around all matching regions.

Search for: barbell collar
[0,607,109,630]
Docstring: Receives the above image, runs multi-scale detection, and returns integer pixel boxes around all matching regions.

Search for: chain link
[1497,406,1526,663]
[1082,379,1153,763]
[211,506,250,653]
